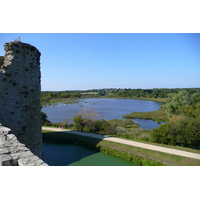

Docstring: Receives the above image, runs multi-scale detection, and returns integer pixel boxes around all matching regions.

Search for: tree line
[41,88,200,103]
[110,88,199,98]
[41,91,81,103]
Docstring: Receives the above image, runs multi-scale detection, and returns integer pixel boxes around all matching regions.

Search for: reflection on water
[134,118,165,129]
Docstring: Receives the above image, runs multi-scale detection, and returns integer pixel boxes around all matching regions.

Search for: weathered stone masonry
[0,124,47,166]
[0,41,43,159]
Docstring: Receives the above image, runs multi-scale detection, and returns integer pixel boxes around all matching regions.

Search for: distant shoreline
[41,97,166,107]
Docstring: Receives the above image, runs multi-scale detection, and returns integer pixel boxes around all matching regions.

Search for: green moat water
[43,142,137,166]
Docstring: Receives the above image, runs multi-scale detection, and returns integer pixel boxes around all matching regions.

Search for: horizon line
[41,87,200,92]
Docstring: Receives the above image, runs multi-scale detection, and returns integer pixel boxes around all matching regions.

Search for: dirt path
[42,127,200,160]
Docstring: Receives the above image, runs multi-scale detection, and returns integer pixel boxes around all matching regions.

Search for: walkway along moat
[42,127,200,166]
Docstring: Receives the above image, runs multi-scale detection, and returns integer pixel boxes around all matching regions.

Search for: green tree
[73,115,85,131]
[191,92,200,105]
[98,119,110,132]
[185,116,200,148]
[41,112,50,125]
[164,90,191,117]
[150,116,200,148]
[73,107,101,132]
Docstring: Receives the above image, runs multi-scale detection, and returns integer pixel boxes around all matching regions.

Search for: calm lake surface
[43,142,137,166]
[42,98,163,129]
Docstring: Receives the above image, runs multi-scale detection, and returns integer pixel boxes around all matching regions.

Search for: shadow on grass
[42,131,103,166]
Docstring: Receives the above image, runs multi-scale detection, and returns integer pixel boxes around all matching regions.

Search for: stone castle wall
[0,124,47,166]
[0,41,42,158]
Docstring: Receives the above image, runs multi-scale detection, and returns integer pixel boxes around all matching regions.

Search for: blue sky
[0,33,199,91]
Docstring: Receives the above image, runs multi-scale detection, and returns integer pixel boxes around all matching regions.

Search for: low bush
[150,116,200,148]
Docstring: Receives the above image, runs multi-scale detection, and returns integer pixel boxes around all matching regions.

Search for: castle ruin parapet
[0,41,42,158]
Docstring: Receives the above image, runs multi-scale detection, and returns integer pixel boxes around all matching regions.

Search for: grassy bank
[97,140,200,166]
[101,97,166,102]
[42,130,200,166]
[132,97,166,102]
[123,108,169,123]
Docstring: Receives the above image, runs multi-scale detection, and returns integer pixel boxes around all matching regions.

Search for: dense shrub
[150,116,200,148]
[73,115,85,131]
[72,113,150,140]
[150,90,200,148]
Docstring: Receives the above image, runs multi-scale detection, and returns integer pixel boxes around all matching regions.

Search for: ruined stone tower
[0,41,42,158]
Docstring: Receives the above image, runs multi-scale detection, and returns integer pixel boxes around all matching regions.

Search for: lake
[42,98,163,129]
[42,98,163,166]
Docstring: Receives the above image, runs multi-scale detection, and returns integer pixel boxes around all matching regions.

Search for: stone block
[0,125,11,135]
[1,154,12,166]
[18,157,30,166]
[0,125,48,166]
[0,147,10,154]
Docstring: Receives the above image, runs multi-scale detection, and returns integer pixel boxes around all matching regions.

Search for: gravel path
[42,127,200,160]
